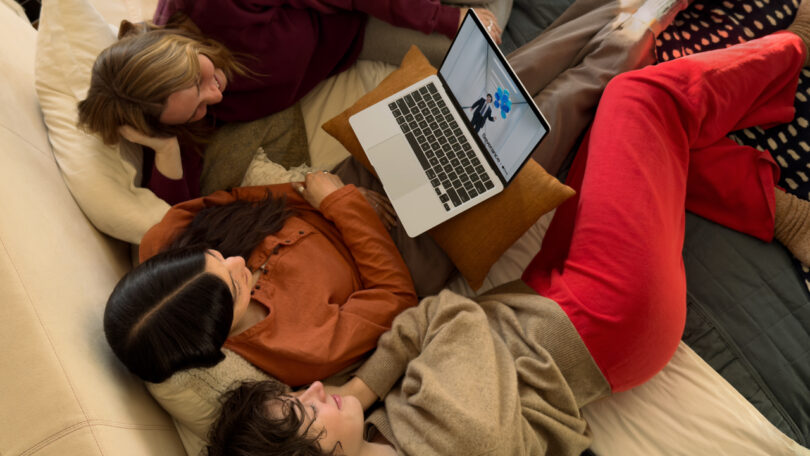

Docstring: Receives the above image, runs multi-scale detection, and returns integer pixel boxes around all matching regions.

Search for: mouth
[214,74,222,90]
[332,394,342,410]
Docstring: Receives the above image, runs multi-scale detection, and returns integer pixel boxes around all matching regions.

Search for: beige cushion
[322,46,575,290]
[146,349,281,456]
[34,0,169,245]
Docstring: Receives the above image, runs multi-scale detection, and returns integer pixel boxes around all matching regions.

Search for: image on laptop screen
[439,15,547,182]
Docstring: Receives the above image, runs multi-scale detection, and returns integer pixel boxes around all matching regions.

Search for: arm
[236,176,417,385]
[486,107,495,122]
[353,291,514,455]
[256,0,461,38]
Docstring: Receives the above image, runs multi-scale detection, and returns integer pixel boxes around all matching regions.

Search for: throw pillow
[322,46,575,290]
[35,0,169,245]
[146,349,283,456]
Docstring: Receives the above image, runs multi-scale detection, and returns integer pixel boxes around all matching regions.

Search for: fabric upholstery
[0,1,185,454]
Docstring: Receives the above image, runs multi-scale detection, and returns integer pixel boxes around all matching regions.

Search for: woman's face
[160,53,227,125]
[278,381,365,454]
[204,249,251,331]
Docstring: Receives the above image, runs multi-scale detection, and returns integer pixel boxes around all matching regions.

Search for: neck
[229,300,267,337]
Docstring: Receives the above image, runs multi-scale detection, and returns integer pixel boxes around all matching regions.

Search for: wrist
[346,377,378,410]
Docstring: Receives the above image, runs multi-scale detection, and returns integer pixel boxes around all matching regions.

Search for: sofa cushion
[0,2,185,454]
[322,46,575,290]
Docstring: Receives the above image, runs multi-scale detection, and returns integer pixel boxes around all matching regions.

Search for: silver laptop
[349,10,550,237]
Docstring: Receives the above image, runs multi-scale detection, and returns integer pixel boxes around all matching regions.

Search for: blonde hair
[78,18,246,145]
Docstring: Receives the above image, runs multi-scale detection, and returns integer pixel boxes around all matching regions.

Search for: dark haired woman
[105,171,424,387]
[77,0,502,205]
[204,21,810,456]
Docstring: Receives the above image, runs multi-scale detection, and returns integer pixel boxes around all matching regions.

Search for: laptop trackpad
[368,136,424,199]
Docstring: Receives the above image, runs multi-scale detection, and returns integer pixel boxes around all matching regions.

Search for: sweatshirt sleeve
[354,290,516,455]
[318,184,416,307]
[252,0,460,37]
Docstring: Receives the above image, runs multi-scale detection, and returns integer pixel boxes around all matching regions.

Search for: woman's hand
[292,171,345,210]
[118,125,182,179]
[357,187,398,230]
[458,7,502,45]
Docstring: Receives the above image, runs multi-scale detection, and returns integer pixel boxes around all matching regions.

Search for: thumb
[292,182,305,194]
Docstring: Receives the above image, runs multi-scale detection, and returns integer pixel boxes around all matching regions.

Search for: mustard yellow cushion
[322,46,574,290]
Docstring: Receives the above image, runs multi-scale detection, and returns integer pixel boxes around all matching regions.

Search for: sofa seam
[0,123,52,157]
[19,419,177,456]
[0,237,104,454]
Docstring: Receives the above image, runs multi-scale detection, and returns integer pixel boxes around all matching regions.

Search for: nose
[203,79,223,105]
[300,381,326,404]
[224,255,245,269]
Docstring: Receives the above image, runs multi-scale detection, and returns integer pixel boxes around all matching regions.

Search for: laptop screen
[439,12,549,183]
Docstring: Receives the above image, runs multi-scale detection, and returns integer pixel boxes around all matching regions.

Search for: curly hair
[207,381,340,456]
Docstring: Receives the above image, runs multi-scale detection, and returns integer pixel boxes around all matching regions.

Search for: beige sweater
[353,281,610,456]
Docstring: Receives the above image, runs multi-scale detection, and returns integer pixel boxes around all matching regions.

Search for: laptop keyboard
[388,82,495,211]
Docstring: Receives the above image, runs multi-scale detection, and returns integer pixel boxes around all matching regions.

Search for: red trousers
[522,32,806,392]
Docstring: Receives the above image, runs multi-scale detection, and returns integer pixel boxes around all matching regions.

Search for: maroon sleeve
[228,0,459,37]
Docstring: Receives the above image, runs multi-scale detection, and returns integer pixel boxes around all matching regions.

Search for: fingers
[117,125,141,143]
[457,8,502,44]
[476,9,502,44]
[294,171,345,209]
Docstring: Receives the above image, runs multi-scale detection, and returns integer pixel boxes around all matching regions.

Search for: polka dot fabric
[657,0,810,289]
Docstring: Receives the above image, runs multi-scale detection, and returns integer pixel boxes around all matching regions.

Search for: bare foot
[774,188,810,265]
[788,0,810,65]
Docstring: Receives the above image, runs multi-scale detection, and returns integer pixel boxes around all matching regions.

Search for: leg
[522,32,806,392]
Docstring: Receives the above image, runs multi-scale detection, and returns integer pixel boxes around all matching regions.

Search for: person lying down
[202,8,810,455]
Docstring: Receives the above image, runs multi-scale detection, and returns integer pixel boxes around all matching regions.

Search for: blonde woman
[77,0,502,205]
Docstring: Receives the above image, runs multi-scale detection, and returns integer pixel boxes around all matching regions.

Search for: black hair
[103,245,233,383]
[207,381,337,456]
[104,191,290,383]
[168,190,290,260]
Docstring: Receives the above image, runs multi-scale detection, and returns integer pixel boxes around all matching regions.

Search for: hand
[118,125,182,179]
[292,171,345,210]
[118,125,178,154]
[458,8,502,45]
[357,187,398,230]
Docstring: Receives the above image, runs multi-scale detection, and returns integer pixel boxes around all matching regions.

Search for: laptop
[349,10,550,237]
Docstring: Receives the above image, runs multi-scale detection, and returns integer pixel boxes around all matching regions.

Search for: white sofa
[0,1,188,455]
[1,0,807,455]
